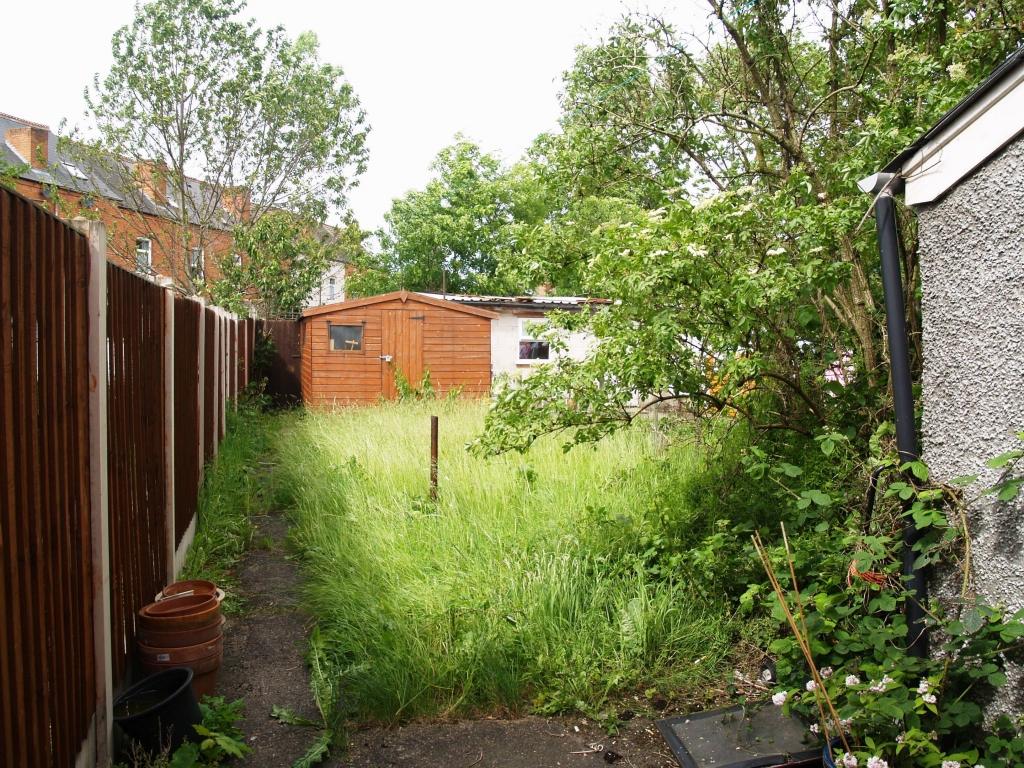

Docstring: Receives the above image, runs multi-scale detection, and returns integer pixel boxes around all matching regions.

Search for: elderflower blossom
[845,675,861,687]
[820,667,834,680]
[843,753,859,768]
[942,762,960,768]
[923,693,937,704]
[867,757,889,768]
[869,675,894,693]
[806,680,819,692]
[772,691,788,706]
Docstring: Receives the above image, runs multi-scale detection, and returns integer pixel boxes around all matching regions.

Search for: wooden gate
[381,309,424,400]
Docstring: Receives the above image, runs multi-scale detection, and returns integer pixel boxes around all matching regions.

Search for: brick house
[1,111,238,292]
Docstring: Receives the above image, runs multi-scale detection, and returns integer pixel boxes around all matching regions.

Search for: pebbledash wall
[917,135,1024,707]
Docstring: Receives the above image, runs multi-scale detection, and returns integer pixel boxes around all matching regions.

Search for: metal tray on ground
[656,704,823,768]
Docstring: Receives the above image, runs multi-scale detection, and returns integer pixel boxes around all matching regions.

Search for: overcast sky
[4,0,705,233]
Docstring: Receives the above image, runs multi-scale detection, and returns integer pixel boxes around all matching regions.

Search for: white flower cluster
[806,680,819,692]
[845,675,861,687]
[772,691,788,706]
[941,761,960,768]
[867,757,889,768]
[868,675,894,693]
[842,753,859,768]
[809,723,820,734]
[923,693,937,704]
[820,667,834,679]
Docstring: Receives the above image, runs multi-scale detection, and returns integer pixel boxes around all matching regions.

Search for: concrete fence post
[157,277,176,584]
[73,218,112,768]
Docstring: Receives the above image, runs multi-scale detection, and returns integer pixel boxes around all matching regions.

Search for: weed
[272,401,743,723]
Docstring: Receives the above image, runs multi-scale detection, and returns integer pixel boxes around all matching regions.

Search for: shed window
[518,318,550,361]
[330,324,362,351]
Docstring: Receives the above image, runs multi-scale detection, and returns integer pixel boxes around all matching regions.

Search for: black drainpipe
[872,181,928,658]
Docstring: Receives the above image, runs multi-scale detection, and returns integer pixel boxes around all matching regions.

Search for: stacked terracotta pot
[137,580,225,698]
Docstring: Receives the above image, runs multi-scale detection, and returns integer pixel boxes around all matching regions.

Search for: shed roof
[881,47,1024,205]
[300,290,499,320]
[420,293,611,310]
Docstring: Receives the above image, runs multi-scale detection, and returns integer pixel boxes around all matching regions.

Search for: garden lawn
[274,401,736,723]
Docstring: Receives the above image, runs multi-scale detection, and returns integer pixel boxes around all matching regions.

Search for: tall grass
[275,401,738,722]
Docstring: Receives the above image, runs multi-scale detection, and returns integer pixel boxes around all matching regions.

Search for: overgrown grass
[180,408,276,600]
[274,401,746,723]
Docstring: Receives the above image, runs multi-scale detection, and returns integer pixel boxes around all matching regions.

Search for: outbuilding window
[518,318,550,361]
[330,324,362,351]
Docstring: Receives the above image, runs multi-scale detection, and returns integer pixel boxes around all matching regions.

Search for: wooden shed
[300,290,498,404]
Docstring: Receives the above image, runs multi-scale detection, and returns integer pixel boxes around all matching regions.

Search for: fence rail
[0,186,253,766]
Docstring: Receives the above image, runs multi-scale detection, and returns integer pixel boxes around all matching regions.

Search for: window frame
[328,321,364,353]
[517,317,551,363]
[328,277,336,302]
[135,237,153,274]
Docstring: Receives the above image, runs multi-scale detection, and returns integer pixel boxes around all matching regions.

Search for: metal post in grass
[430,415,439,500]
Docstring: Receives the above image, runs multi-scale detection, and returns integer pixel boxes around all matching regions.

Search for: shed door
[381,310,424,400]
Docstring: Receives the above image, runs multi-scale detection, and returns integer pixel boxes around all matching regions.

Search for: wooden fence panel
[106,263,167,683]
[174,297,201,546]
[204,307,216,464]
[255,319,302,405]
[0,188,94,767]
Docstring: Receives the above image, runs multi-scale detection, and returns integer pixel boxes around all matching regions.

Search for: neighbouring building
[1,112,243,292]
[298,290,608,404]
[421,293,610,379]
[305,259,350,310]
[873,47,1024,712]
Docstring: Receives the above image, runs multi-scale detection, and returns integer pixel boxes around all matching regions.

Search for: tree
[348,138,549,297]
[208,212,366,317]
[84,0,369,294]
[477,0,1024,453]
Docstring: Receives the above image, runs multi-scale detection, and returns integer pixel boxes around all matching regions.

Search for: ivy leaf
[999,623,1024,641]
[292,731,332,768]
[807,489,832,507]
[987,450,1022,469]
[961,609,985,634]
[987,672,1008,687]
[950,474,979,486]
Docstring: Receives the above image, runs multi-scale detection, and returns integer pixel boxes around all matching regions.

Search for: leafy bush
[754,433,1024,768]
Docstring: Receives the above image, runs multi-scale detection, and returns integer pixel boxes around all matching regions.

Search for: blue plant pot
[823,736,844,768]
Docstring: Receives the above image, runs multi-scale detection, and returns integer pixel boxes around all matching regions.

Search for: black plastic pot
[113,667,203,756]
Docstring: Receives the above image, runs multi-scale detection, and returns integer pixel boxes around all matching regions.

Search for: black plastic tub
[113,667,203,756]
